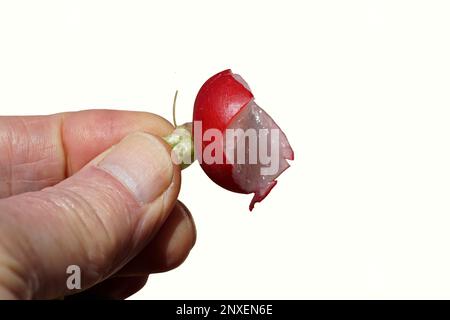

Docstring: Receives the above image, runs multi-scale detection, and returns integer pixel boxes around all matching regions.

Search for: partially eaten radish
[193,69,293,210]
[165,69,293,211]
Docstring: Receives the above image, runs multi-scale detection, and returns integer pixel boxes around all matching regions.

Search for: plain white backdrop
[1,0,450,299]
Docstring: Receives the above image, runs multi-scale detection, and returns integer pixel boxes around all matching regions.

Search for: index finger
[0,109,174,198]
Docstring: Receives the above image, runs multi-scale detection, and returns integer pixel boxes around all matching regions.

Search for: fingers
[0,110,174,198]
[66,201,196,300]
[66,201,196,299]
[118,200,196,276]
[0,132,180,299]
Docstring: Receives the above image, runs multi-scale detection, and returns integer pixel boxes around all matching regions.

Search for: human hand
[0,110,196,299]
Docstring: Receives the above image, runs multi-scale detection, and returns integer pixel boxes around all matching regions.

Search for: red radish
[192,69,294,210]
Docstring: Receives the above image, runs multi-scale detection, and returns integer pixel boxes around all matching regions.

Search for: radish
[164,69,293,211]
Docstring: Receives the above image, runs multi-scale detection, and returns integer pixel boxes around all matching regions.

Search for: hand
[0,110,196,299]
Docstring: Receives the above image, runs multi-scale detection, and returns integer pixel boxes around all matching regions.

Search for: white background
[1,0,450,299]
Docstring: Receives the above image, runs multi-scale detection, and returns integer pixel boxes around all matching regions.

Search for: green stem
[163,91,195,169]
[172,90,178,127]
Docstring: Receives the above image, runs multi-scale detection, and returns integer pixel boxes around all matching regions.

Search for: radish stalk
[163,91,195,169]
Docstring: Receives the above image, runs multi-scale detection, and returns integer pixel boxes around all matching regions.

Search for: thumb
[0,132,180,299]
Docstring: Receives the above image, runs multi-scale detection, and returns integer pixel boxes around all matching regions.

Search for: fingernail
[98,132,173,204]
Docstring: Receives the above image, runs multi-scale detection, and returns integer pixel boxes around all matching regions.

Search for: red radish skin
[193,69,294,210]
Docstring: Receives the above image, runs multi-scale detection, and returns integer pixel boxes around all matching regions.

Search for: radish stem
[172,90,178,127]
[163,90,195,169]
